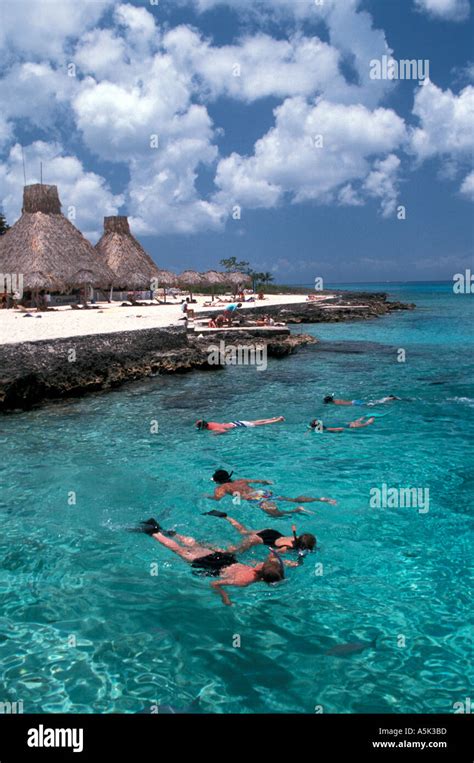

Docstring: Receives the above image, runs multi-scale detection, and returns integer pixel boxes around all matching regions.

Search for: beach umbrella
[25,271,65,292]
[0,184,115,294]
[223,271,252,295]
[155,269,178,303]
[95,216,160,292]
[201,270,226,299]
[178,270,205,299]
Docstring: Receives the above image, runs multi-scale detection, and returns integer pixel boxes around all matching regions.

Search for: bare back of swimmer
[204,469,336,515]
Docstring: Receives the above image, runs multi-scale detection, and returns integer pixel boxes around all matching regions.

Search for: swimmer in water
[138,518,285,606]
[195,416,285,434]
[203,512,316,564]
[323,394,399,406]
[205,469,336,516]
[309,416,375,432]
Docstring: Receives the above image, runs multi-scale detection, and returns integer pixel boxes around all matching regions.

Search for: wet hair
[323,395,334,404]
[212,469,233,483]
[237,303,243,307]
[295,533,316,551]
[260,560,285,583]
[196,420,208,430]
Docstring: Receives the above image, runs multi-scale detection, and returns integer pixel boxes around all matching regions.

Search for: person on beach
[195,416,285,434]
[204,469,336,516]
[203,511,316,558]
[309,416,375,432]
[138,518,285,606]
[224,302,242,325]
[323,394,399,406]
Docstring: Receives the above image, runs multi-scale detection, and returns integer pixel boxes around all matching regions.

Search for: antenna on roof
[21,145,27,186]
[40,162,43,185]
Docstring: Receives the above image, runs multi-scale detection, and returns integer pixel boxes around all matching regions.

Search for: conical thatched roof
[224,271,251,285]
[0,184,116,290]
[202,270,226,285]
[156,269,178,286]
[95,216,160,289]
[178,270,205,285]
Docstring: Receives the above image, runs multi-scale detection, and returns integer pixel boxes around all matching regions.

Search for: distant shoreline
[0,290,414,412]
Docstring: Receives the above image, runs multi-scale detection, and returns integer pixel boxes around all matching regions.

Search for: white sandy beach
[0,293,336,345]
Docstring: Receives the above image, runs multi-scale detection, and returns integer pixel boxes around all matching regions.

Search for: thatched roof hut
[0,184,115,291]
[202,270,226,285]
[178,270,205,286]
[95,216,160,290]
[156,269,178,287]
[224,271,252,286]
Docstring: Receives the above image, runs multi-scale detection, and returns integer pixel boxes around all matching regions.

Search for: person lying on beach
[195,417,285,434]
[203,512,316,561]
[323,394,400,406]
[309,416,375,432]
[138,518,285,606]
[204,469,336,516]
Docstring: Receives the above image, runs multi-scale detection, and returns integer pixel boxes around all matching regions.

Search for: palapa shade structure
[95,216,160,290]
[223,270,252,294]
[225,271,251,285]
[201,269,226,298]
[154,268,178,303]
[178,270,206,299]
[0,184,115,292]
[156,269,178,287]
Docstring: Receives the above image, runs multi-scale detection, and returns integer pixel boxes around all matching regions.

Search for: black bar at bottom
[0,713,472,760]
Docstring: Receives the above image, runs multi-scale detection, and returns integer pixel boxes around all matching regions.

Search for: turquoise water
[0,282,473,714]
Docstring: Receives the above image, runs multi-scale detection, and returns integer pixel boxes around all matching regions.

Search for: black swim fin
[202,510,228,518]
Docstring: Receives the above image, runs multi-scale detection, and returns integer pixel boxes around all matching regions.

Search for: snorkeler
[138,518,285,606]
[309,416,375,432]
[195,417,285,434]
[205,469,336,516]
[323,394,399,406]
[203,512,316,560]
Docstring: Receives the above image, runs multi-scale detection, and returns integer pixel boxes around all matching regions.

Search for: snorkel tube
[269,547,285,577]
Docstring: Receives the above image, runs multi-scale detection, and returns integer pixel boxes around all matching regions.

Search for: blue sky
[0,0,473,282]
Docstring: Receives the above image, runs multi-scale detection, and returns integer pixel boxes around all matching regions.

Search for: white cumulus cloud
[0,142,124,240]
[414,0,470,22]
[460,170,474,200]
[214,97,406,216]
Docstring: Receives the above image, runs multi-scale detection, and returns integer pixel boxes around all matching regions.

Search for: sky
[0,0,473,283]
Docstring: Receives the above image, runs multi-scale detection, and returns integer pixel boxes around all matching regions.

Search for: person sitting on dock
[137,518,286,606]
[203,512,316,560]
[204,469,336,516]
[196,416,284,434]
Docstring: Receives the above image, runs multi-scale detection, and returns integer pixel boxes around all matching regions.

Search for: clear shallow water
[0,282,473,714]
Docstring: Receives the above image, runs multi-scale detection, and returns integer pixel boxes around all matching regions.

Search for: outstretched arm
[204,485,228,501]
[224,516,251,534]
[211,581,233,606]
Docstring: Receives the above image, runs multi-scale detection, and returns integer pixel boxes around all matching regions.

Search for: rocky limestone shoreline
[0,291,414,412]
[0,326,314,412]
